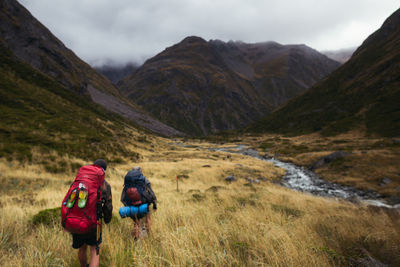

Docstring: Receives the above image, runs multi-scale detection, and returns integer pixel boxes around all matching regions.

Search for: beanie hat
[93,159,107,170]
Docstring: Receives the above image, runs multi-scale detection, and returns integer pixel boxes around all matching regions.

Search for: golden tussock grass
[0,140,399,266]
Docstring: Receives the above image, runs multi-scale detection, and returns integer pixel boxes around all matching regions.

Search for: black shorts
[72,230,101,249]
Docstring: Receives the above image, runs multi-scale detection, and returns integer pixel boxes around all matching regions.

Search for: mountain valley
[0,1,399,266]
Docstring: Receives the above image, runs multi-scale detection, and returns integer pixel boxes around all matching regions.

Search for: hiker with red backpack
[61,159,113,267]
[120,166,157,239]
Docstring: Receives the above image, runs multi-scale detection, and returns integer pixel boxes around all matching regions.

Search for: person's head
[130,166,142,175]
[133,166,141,172]
[94,159,107,171]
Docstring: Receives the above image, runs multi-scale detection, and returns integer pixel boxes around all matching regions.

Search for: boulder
[392,138,400,144]
[309,151,350,170]
[387,196,400,205]
[245,177,253,183]
[379,177,392,186]
[262,154,272,159]
[242,149,259,158]
[225,175,237,182]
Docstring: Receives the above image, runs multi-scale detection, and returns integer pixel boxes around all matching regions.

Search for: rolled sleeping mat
[119,203,149,218]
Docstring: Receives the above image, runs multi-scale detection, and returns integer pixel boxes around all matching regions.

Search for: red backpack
[61,165,105,234]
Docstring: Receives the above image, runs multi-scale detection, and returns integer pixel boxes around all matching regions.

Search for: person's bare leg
[89,245,100,267]
[146,213,152,233]
[132,221,140,239]
[78,244,88,267]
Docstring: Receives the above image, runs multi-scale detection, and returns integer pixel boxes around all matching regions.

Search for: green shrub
[191,193,205,202]
[177,174,189,179]
[259,142,274,151]
[32,207,61,227]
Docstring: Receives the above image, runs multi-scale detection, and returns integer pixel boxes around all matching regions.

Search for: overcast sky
[19,0,399,67]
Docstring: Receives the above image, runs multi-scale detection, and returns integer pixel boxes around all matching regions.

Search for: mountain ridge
[247,8,400,137]
[119,36,340,135]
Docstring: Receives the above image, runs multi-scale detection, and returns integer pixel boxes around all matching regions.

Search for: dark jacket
[101,180,113,224]
[120,168,157,208]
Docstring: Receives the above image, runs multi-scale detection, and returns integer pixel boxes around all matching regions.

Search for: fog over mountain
[322,47,357,63]
[94,63,138,84]
[18,0,399,66]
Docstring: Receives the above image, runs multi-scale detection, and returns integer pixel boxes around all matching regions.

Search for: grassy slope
[0,141,399,266]
[0,44,141,166]
[247,9,400,138]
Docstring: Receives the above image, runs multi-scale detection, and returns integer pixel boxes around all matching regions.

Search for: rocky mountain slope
[0,0,181,137]
[247,8,400,137]
[118,37,339,135]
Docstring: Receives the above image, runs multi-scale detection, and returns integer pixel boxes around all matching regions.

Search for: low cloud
[19,0,399,66]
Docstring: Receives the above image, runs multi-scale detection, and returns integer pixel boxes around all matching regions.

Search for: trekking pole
[176,175,179,192]
[96,191,102,255]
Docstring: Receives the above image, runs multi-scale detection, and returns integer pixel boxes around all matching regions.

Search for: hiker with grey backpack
[119,166,157,239]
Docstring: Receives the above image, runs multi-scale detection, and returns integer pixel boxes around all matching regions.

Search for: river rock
[347,196,361,205]
[225,175,237,182]
[354,248,388,267]
[362,189,379,198]
[387,196,400,205]
[242,149,259,158]
[380,177,392,186]
[309,151,350,170]
[245,177,253,183]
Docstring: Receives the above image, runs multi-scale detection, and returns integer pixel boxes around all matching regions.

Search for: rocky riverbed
[207,144,400,208]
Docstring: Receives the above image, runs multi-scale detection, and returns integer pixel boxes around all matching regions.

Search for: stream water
[207,144,399,209]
